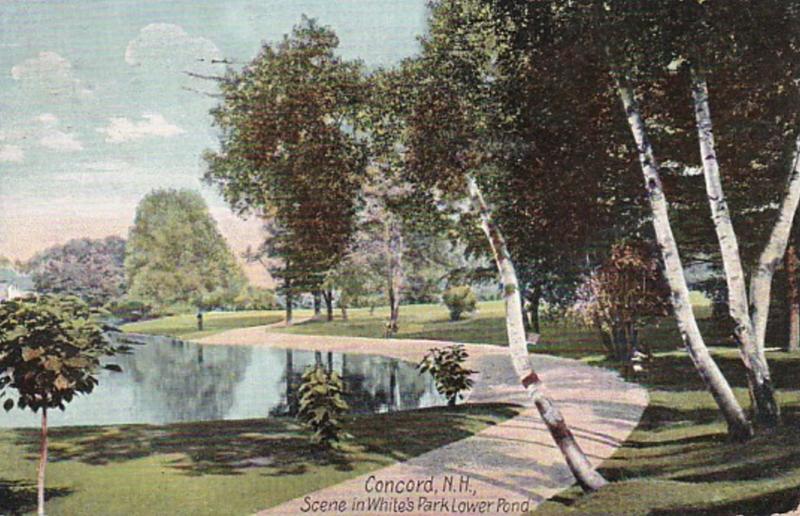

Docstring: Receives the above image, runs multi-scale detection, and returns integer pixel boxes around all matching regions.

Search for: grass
[275,299,720,359]
[121,310,288,340]
[0,403,520,516]
[117,294,800,514]
[533,349,800,515]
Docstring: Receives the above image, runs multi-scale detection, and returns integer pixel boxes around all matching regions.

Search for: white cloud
[36,113,59,126]
[10,51,92,98]
[84,160,130,172]
[125,23,222,69]
[97,113,184,143]
[39,130,83,152]
[0,145,24,163]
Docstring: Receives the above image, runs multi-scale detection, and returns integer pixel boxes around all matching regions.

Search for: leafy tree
[589,0,800,431]
[574,241,671,362]
[442,285,477,322]
[204,17,366,321]
[27,237,126,306]
[297,365,350,448]
[418,345,476,407]
[0,295,120,515]
[404,0,608,490]
[125,189,245,313]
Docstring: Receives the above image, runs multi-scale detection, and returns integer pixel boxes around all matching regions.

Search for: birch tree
[597,0,800,428]
[405,0,608,490]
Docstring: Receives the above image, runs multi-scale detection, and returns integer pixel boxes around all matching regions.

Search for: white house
[0,268,34,301]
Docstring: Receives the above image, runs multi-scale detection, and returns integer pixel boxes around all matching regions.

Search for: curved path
[197,327,648,515]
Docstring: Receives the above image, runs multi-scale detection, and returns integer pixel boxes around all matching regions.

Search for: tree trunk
[313,291,322,319]
[787,245,800,352]
[528,286,542,335]
[750,132,800,359]
[467,175,607,491]
[385,219,402,336]
[690,68,779,427]
[323,290,334,322]
[285,280,293,326]
[341,305,349,321]
[616,80,753,440]
[37,407,48,516]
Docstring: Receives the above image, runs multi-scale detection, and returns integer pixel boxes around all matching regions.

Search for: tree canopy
[125,189,245,311]
[27,236,126,307]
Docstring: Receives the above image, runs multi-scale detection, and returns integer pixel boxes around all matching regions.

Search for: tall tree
[597,0,800,429]
[405,0,607,490]
[27,236,126,307]
[204,17,366,317]
[125,189,245,312]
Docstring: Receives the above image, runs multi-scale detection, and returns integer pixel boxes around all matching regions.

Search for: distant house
[0,268,34,301]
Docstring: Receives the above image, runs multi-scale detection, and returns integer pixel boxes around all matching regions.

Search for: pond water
[0,333,446,428]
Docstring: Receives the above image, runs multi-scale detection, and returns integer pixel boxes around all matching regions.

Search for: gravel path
[197,326,648,515]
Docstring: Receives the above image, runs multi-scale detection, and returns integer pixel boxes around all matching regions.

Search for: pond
[0,333,446,428]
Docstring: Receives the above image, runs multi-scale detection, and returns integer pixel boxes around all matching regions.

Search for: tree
[404,0,607,490]
[596,0,800,430]
[0,295,119,515]
[27,237,126,307]
[575,241,671,362]
[125,189,245,313]
[204,17,366,319]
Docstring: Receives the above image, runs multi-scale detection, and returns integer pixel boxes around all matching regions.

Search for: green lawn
[533,349,800,515]
[275,297,721,359]
[115,295,800,514]
[0,404,520,516]
[121,310,289,340]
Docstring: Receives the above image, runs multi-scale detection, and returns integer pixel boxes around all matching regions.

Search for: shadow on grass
[11,403,521,479]
[0,479,72,516]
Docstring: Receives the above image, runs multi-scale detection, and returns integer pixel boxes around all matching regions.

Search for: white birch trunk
[466,175,607,491]
[616,81,752,440]
[690,68,780,427]
[750,133,800,358]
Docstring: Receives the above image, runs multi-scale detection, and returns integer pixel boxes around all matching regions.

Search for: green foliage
[232,286,276,311]
[103,297,154,323]
[442,285,477,321]
[125,189,245,312]
[297,365,350,448]
[418,345,476,406]
[0,295,119,413]
[205,17,366,296]
[27,236,127,307]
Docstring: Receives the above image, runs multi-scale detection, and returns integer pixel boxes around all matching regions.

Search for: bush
[297,365,350,448]
[442,285,477,321]
[103,298,154,323]
[418,345,476,407]
[232,286,276,311]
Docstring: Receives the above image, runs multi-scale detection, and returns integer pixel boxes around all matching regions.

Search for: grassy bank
[0,403,520,516]
[534,349,800,515]
[274,297,718,359]
[121,310,288,340]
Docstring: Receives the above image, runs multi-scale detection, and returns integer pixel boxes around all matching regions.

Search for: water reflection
[0,334,445,428]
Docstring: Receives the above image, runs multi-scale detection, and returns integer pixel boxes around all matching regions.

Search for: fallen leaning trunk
[467,175,607,492]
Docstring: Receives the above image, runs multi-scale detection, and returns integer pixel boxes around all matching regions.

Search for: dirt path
[197,327,648,515]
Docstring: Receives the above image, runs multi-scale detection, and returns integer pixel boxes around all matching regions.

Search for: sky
[0,0,428,283]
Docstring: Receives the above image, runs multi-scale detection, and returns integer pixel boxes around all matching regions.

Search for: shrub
[297,365,350,448]
[442,285,477,321]
[103,298,154,322]
[418,345,476,406]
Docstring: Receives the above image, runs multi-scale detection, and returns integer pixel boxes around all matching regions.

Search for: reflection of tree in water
[116,336,252,422]
[270,349,439,417]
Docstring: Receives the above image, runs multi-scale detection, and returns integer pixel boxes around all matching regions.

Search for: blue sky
[0,0,427,278]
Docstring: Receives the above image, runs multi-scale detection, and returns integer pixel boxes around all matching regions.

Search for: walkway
[197,327,648,515]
